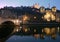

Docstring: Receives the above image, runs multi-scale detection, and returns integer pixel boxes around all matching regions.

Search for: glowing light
[16,19,19,23]
[52,7,56,12]
[44,12,51,21]
[16,29,19,32]
[34,16,37,19]
[24,28,28,32]
[44,12,56,21]
[20,20,22,23]
[51,15,55,20]
[44,28,50,35]
[42,29,44,32]
[34,29,36,32]
[12,19,20,25]
[20,26,22,29]
[23,15,28,21]
[57,27,60,32]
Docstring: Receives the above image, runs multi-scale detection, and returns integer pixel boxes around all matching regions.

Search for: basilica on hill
[31,3,60,22]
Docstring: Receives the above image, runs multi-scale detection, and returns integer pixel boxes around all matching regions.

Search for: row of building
[0,4,60,24]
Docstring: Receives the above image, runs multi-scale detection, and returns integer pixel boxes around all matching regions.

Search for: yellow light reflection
[40,34,45,39]
[44,28,50,35]
[34,34,40,39]
[34,29,36,32]
[23,28,28,32]
[57,27,60,32]
[51,34,56,39]
[51,28,56,34]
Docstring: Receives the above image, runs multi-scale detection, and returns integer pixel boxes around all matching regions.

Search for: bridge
[0,17,22,33]
[0,17,22,40]
[0,17,21,25]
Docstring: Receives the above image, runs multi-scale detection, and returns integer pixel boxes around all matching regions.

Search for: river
[3,25,60,42]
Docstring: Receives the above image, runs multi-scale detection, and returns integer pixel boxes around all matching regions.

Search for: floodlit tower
[52,6,57,12]
[40,6,45,13]
[33,3,40,9]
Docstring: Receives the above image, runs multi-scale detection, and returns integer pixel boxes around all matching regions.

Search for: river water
[5,25,60,42]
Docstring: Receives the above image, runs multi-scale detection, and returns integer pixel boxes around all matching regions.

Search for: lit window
[34,16,37,19]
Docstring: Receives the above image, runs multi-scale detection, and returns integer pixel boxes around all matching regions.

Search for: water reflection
[14,25,60,40]
[0,25,60,42]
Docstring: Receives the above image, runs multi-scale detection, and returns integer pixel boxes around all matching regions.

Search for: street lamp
[13,19,20,25]
[23,15,28,21]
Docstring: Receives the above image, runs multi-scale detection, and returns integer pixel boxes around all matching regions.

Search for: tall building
[32,3,40,9]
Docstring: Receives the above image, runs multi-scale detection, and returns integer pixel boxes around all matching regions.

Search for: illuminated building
[0,5,60,24]
[32,3,40,9]
[40,6,45,13]
[52,6,56,13]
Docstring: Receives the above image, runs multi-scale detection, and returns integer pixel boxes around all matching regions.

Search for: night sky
[0,0,60,10]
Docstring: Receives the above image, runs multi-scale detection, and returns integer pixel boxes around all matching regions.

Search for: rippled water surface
[4,25,60,42]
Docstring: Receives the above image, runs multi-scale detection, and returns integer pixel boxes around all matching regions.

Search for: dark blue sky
[0,0,60,10]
